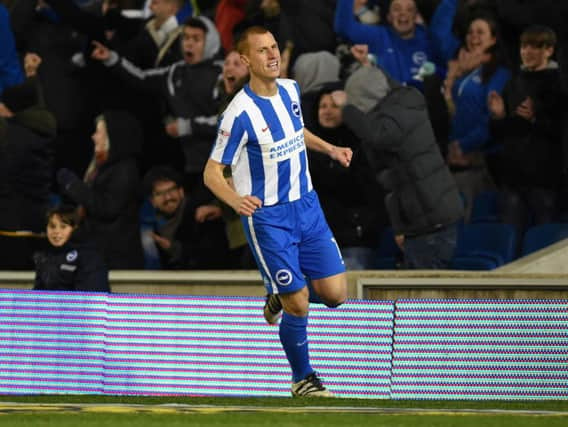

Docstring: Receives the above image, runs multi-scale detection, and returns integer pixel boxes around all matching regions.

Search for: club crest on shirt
[275,269,293,286]
[412,51,427,66]
[66,250,78,263]
[291,102,301,117]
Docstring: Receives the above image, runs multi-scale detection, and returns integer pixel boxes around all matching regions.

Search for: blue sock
[279,312,313,382]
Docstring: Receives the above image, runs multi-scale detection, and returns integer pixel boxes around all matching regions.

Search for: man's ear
[240,54,250,67]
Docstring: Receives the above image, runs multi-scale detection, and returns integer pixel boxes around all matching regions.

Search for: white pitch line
[0,402,567,416]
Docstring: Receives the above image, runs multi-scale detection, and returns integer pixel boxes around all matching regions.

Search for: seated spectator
[332,65,464,269]
[0,54,56,270]
[488,25,565,231]
[308,82,386,269]
[33,205,109,292]
[438,5,511,221]
[56,110,145,269]
[142,165,229,269]
[91,16,222,201]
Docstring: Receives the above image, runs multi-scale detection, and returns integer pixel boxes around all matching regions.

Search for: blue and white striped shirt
[210,78,313,206]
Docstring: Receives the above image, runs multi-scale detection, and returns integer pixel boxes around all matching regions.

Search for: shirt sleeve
[210,107,247,165]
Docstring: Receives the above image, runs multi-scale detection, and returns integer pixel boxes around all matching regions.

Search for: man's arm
[303,128,352,167]
[91,40,169,95]
[203,158,262,216]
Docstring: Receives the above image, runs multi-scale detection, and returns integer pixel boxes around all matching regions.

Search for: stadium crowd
[1,0,568,276]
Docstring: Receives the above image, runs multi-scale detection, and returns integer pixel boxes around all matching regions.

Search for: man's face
[387,0,417,39]
[150,0,176,22]
[151,180,184,216]
[240,32,281,81]
[521,43,553,71]
[182,26,206,64]
[223,51,249,94]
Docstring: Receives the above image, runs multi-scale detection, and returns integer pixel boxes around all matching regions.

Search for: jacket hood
[101,110,142,164]
[11,106,57,137]
[293,51,341,94]
[197,16,221,61]
[345,66,399,113]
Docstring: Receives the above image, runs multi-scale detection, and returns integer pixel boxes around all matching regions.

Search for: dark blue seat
[451,223,517,270]
[470,191,500,223]
[376,227,402,269]
[521,223,568,256]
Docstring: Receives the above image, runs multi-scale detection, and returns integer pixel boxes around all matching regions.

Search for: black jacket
[490,65,565,188]
[33,235,109,292]
[62,111,144,269]
[156,198,228,270]
[0,106,56,232]
[342,85,464,235]
[309,114,386,248]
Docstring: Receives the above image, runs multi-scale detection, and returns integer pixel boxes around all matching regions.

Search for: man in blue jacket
[0,3,24,97]
[335,0,436,90]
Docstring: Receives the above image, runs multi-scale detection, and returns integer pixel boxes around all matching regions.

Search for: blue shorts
[242,191,346,295]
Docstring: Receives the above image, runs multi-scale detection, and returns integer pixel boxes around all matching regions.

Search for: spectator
[0,3,24,96]
[0,55,56,270]
[214,50,256,269]
[292,50,341,130]
[437,3,511,221]
[122,0,186,69]
[33,205,109,292]
[56,110,145,269]
[91,16,222,201]
[332,65,464,269]
[308,83,386,269]
[142,165,229,269]
[488,25,565,231]
[334,0,442,90]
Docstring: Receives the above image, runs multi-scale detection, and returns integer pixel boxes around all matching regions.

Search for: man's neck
[249,76,278,97]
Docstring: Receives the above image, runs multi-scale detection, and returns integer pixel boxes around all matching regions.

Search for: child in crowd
[33,205,109,292]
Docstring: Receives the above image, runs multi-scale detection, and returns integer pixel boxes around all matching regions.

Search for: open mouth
[267,61,279,71]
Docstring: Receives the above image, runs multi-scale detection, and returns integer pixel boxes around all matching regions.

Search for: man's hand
[515,97,535,122]
[150,232,172,250]
[330,90,347,108]
[330,146,353,168]
[232,195,262,216]
[350,44,370,66]
[24,53,42,77]
[195,205,222,223]
[165,121,179,138]
[91,40,111,61]
[488,90,505,119]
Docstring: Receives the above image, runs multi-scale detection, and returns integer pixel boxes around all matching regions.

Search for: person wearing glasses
[141,165,228,269]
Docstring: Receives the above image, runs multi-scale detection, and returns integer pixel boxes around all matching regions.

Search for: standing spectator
[332,65,464,269]
[0,3,24,96]
[91,16,222,201]
[335,0,441,90]
[56,110,144,269]
[437,2,510,220]
[33,205,109,292]
[142,165,229,269]
[488,26,565,231]
[204,27,352,396]
[0,55,56,270]
[308,83,386,270]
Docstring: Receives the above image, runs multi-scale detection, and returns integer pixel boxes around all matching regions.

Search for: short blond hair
[236,26,270,55]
